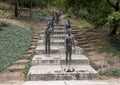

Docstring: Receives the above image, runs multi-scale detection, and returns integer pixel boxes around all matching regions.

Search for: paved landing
[23,81,111,85]
[27,65,98,80]
[35,46,83,54]
[38,39,78,45]
[32,54,89,65]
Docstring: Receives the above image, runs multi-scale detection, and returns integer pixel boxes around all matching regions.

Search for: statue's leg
[45,36,47,54]
[48,37,50,55]
[69,46,72,67]
[65,48,68,66]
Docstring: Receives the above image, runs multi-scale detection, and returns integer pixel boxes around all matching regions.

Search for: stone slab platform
[32,54,89,65]
[27,65,98,80]
[38,39,78,46]
[35,46,83,54]
[41,30,65,34]
[40,34,65,40]
[23,81,111,85]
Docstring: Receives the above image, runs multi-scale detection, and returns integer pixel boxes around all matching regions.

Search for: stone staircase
[22,20,111,85]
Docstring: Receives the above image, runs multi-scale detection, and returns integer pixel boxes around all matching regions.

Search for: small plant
[107,12,120,29]
[24,51,36,80]
[103,69,120,77]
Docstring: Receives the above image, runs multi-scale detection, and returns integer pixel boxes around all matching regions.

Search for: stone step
[0,72,23,82]
[41,30,65,34]
[23,54,31,59]
[78,41,88,45]
[7,64,26,72]
[76,38,86,41]
[30,42,37,46]
[32,36,39,39]
[27,65,98,80]
[40,34,65,40]
[22,81,111,85]
[15,59,29,65]
[80,44,91,48]
[35,46,83,54]
[0,81,24,85]
[29,45,36,49]
[25,50,34,54]
[33,34,39,36]
[32,54,89,65]
[38,40,78,46]
[77,36,86,39]
[84,48,95,52]
[31,39,38,42]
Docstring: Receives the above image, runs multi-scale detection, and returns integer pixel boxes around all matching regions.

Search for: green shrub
[31,10,49,20]
[0,25,32,72]
[103,69,120,77]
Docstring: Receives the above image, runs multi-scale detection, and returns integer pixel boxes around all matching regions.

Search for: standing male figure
[55,12,60,25]
[64,29,75,72]
[45,22,52,55]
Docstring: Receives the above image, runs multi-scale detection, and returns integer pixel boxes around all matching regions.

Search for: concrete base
[38,40,78,46]
[35,46,83,54]
[41,30,65,34]
[22,81,111,85]
[32,54,89,65]
[40,34,65,40]
[27,65,98,80]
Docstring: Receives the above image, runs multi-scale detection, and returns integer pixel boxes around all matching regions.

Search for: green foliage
[31,9,50,20]
[101,35,120,58]
[83,50,98,70]
[103,69,120,76]
[107,11,120,29]
[24,51,36,80]
[0,25,32,72]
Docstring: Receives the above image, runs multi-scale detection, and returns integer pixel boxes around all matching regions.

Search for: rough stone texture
[22,81,111,85]
[38,39,78,46]
[32,54,89,65]
[41,30,65,34]
[35,46,83,54]
[40,34,65,40]
[27,65,98,80]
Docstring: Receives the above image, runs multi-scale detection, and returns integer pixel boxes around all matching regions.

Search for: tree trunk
[14,0,19,17]
[110,27,117,36]
[29,0,32,18]
[115,1,119,11]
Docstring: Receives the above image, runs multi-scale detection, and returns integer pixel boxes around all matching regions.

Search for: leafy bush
[103,69,120,77]
[107,12,120,29]
[31,10,49,20]
[0,25,32,72]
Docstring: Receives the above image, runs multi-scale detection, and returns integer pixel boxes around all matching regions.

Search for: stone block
[32,54,89,65]
[27,65,98,80]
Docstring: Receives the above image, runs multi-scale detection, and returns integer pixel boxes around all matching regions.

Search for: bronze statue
[55,12,60,25]
[64,29,75,72]
[45,22,52,55]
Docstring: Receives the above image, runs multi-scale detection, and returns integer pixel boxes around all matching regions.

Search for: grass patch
[103,69,120,77]
[32,9,51,20]
[24,51,36,80]
[0,25,32,72]
[0,2,13,18]
[102,35,120,58]
[83,50,98,70]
